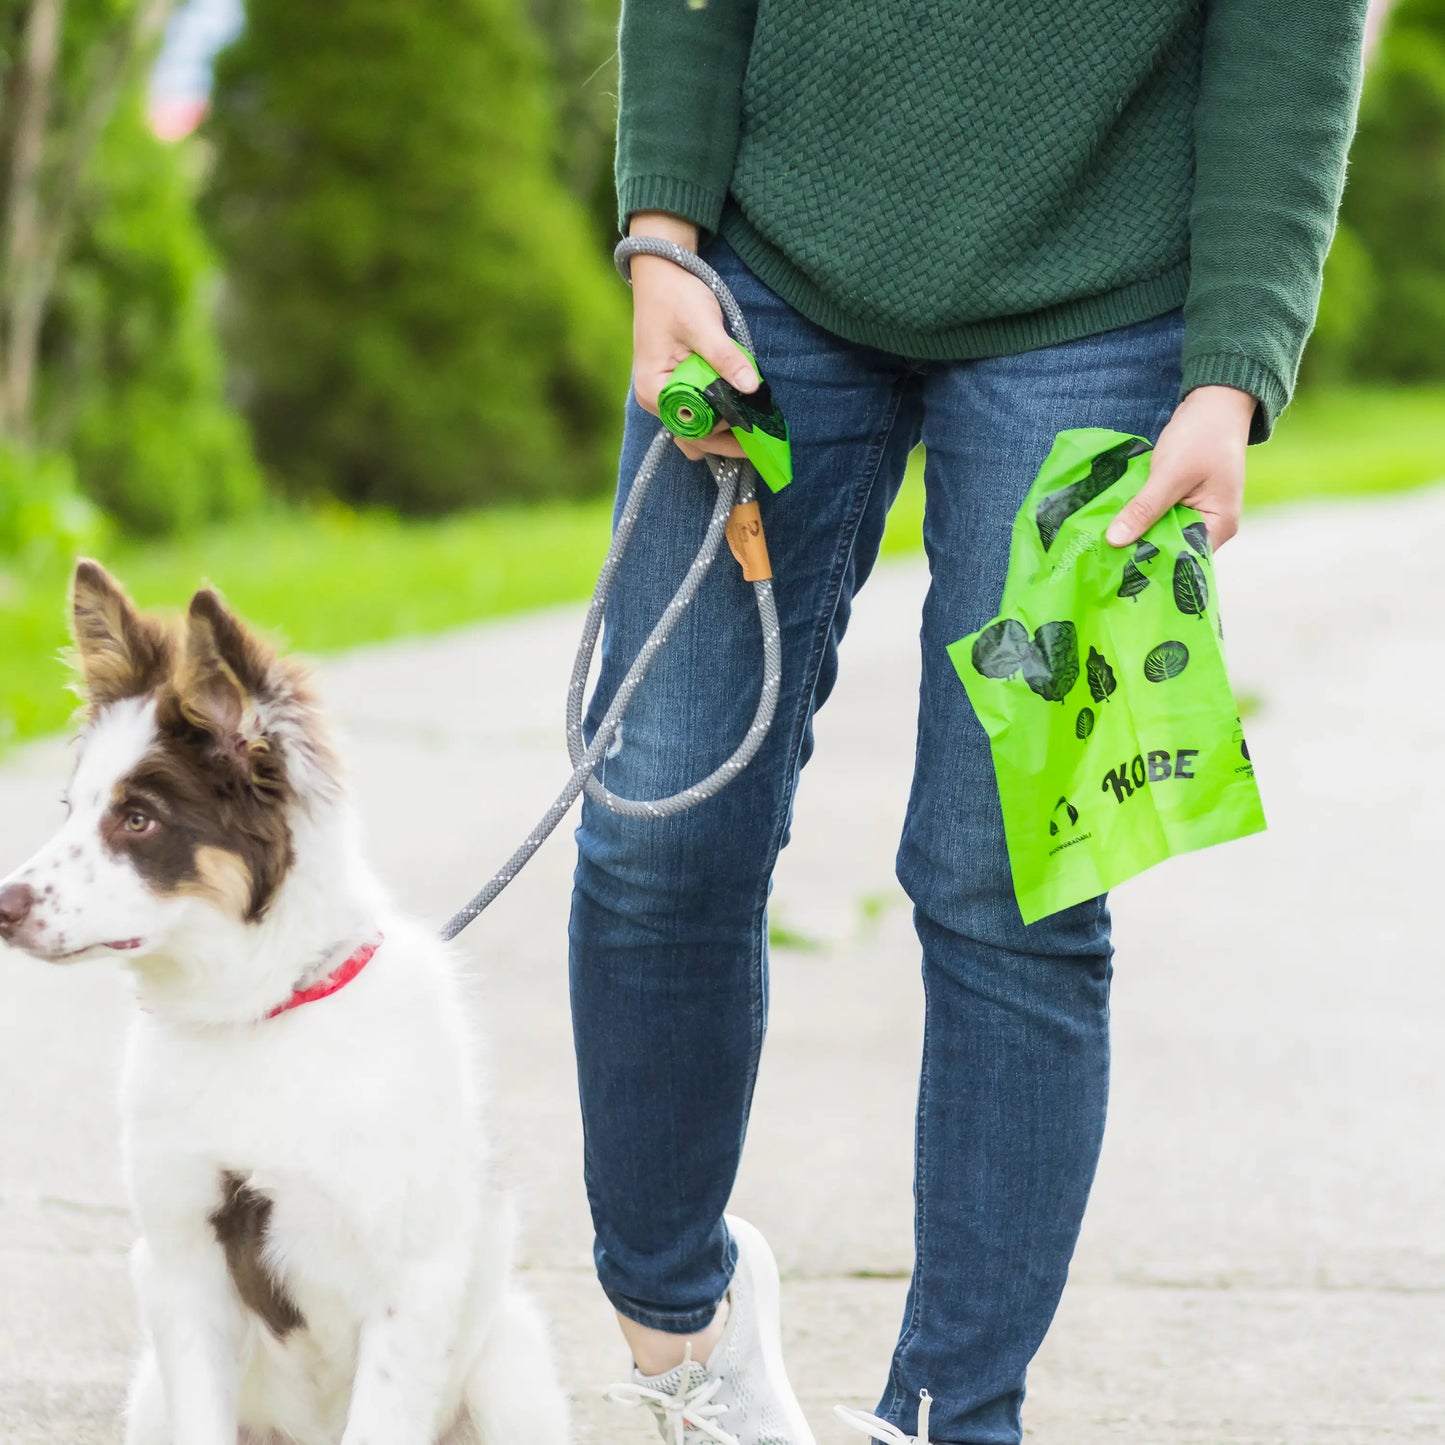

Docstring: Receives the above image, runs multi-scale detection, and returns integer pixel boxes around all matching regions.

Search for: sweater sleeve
[1183,0,1369,442]
[615,0,759,236]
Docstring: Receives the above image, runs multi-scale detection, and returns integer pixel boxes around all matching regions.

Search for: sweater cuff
[1181,352,1291,445]
[617,175,729,239]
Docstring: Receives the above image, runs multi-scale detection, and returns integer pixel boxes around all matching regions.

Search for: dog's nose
[0,882,36,937]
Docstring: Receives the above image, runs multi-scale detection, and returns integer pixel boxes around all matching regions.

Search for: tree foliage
[526,0,621,237]
[1311,0,1445,381]
[1,0,261,536]
[203,0,630,511]
[1,0,171,436]
[40,94,264,533]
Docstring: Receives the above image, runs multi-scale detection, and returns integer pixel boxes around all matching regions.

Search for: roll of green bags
[657,357,718,439]
[657,350,793,493]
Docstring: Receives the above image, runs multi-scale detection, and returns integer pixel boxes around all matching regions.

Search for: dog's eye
[123,812,155,835]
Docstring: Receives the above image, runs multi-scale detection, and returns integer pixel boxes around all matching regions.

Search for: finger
[632,362,670,417]
[1105,469,1190,547]
[676,432,746,461]
[685,320,759,394]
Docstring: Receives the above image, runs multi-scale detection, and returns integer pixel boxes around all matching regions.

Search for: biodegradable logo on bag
[1046,796,1092,857]
[1100,749,1200,804]
[1048,796,1080,836]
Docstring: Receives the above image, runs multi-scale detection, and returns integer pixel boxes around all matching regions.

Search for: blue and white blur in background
[147,0,243,139]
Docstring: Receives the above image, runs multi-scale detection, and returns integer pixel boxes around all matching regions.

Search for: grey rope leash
[440,238,783,940]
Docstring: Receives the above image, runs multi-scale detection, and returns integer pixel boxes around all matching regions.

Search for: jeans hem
[601,1281,729,1336]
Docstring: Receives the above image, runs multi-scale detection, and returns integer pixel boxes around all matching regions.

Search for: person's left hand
[1105,385,1257,551]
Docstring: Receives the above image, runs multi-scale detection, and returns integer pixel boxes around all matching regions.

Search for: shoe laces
[834,1388,934,1444]
[605,1342,741,1445]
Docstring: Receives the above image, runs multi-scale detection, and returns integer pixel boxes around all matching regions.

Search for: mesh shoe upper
[604,1215,814,1445]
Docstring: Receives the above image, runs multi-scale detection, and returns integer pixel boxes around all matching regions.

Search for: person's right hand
[627,212,759,462]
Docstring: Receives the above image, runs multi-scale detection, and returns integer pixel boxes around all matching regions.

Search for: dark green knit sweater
[616,0,1369,440]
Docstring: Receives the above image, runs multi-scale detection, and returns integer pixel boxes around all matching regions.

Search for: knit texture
[616,0,1370,441]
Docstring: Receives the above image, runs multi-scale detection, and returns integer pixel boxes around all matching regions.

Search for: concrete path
[2,485,1443,1443]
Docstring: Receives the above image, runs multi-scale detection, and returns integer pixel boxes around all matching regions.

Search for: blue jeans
[569,240,1185,1444]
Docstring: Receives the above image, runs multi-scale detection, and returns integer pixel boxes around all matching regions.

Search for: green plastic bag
[949,428,1265,924]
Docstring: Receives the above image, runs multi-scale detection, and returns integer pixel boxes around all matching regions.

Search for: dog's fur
[0,561,570,1445]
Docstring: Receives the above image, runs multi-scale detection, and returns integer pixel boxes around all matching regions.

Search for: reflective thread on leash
[439,238,783,941]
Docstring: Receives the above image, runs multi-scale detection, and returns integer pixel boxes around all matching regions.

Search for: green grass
[4,385,1443,753]
[0,497,613,750]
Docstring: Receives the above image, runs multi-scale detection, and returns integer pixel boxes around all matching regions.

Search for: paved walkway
[2,486,1443,1443]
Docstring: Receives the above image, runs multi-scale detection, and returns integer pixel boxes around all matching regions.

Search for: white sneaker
[604,1214,816,1445]
[834,1388,934,1444]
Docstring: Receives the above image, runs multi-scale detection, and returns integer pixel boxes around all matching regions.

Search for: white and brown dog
[0,561,570,1445]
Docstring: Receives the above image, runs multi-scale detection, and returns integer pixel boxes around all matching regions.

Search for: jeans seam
[883,957,931,1424]
[761,377,910,890]
[735,378,912,1159]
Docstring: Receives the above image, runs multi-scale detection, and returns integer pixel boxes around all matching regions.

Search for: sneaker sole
[724,1213,818,1445]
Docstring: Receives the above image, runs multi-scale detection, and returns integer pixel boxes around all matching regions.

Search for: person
[569,3,1369,1441]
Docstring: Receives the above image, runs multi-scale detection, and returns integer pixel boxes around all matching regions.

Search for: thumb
[688,321,759,394]
[1106,468,1180,548]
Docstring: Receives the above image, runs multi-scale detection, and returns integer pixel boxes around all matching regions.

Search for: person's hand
[1105,385,1256,551]
[627,211,758,462]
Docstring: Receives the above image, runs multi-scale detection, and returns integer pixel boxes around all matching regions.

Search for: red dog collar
[266,935,382,1020]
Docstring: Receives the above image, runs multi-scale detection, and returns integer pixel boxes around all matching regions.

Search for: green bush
[38,96,265,535]
[0,439,108,568]
[1310,0,1445,382]
[528,0,622,238]
[203,0,631,512]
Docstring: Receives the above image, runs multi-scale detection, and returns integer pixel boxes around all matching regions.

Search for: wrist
[626,211,699,252]
[1184,384,1257,434]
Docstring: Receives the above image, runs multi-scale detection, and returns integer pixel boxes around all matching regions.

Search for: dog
[0,560,571,1445]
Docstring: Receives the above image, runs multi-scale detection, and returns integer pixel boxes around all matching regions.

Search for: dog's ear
[69,559,171,711]
[175,588,286,793]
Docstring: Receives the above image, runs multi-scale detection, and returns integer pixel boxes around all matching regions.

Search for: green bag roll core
[657,377,716,439]
[949,427,1266,925]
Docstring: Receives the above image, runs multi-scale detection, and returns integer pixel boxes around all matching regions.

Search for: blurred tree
[1,0,261,535]
[1310,0,1445,381]
[0,0,170,436]
[204,0,630,511]
[39,94,263,533]
[526,0,619,239]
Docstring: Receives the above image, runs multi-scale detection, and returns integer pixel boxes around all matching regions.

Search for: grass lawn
[4,385,1442,753]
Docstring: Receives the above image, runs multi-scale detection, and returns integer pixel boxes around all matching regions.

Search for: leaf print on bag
[1117,560,1151,600]
[1117,537,1160,601]
[1173,553,1209,619]
[1022,620,1080,703]
[1182,520,1211,559]
[1035,437,1152,551]
[1076,706,1095,740]
[971,618,1032,679]
[1144,640,1190,682]
[1086,646,1117,704]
